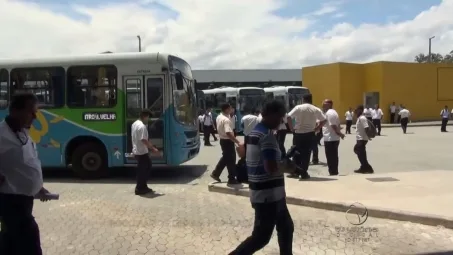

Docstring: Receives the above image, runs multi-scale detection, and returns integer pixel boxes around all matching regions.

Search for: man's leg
[377,119,382,135]
[311,133,319,164]
[300,134,313,178]
[229,203,277,255]
[211,126,218,140]
[224,140,238,183]
[275,199,294,254]
[135,154,151,193]
[211,140,228,182]
[203,125,211,145]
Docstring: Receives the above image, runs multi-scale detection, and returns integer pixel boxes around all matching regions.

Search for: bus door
[123,75,166,164]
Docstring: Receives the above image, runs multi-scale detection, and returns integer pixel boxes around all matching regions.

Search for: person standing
[322,100,344,176]
[287,94,326,179]
[0,92,55,255]
[229,100,293,255]
[372,104,383,136]
[353,105,374,174]
[345,107,353,134]
[211,103,241,184]
[363,107,371,121]
[276,113,291,159]
[202,108,217,146]
[398,106,411,134]
[389,102,397,123]
[440,105,450,132]
[131,109,159,195]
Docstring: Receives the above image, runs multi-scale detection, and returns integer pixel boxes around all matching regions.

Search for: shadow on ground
[43,165,208,185]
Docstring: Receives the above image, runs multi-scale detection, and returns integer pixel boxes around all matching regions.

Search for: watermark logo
[345,202,368,225]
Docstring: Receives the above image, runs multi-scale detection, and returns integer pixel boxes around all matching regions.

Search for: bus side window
[67,65,117,108]
[10,67,65,108]
[0,69,8,109]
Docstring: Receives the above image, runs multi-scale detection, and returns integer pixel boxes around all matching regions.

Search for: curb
[208,184,453,230]
[380,124,443,128]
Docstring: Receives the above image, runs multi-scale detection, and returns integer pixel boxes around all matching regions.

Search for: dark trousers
[354,140,372,169]
[203,125,214,144]
[0,194,42,255]
[390,113,395,123]
[135,154,151,190]
[312,133,319,162]
[230,199,294,255]
[324,141,340,175]
[316,131,323,145]
[292,132,315,175]
[400,117,408,133]
[397,114,401,123]
[372,119,382,135]
[212,139,237,180]
[276,130,287,159]
[345,120,352,134]
[366,117,372,122]
[441,118,449,132]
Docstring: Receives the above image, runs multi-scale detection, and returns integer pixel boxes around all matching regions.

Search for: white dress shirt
[345,111,353,121]
[131,119,149,155]
[323,109,340,142]
[398,109,410,118]
[203,112,214,126]
[288,104,326,134]
[0,121,43,196]
[441,109,450,119]
[241,114,260,136]
[372,109,383,119]
[356,116,369,141]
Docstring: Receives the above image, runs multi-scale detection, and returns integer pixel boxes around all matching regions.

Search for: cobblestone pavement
[30,126,453,254]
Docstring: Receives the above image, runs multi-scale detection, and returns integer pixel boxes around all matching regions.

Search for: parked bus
[201,87,265,133]
[264,86,311,126]
[0,52,200,178]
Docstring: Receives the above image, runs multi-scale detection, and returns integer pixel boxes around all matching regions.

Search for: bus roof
[264,86,310,93]
[202,86,264,94]
[0,52,175,69]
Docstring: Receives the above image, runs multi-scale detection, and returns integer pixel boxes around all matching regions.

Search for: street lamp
[137,35,141,52]
[428,36,435,63]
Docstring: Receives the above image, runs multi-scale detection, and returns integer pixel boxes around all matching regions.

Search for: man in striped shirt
[230,100,293,255]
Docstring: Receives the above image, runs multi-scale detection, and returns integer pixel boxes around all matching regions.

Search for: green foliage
[414,50,453,63]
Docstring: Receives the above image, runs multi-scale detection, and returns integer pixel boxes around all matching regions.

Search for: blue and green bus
[0,52,200,178]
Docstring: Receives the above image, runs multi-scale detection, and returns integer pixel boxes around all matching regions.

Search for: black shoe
[135,187,154,195]
[287,173,300,179]
[227,179,239,185]
[329,173,339,176]
[204,143,213,146]
[210,174,221,182]
[300,173,311,179]
[311,161,319,165]
[354,168,374,174]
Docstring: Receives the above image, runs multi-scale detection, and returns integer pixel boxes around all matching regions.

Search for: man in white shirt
[440,105,450,132]
[345,107,354,134]
[389,102,397,123]
[322,100,344,176]
[372,104,384,136]
[364,107,373,121]
[0,93,54,255]
[398,106,411,134]
[241,109,261,137]
[202,108,217,146]
[276,112,291,159]
[131,109,159,195]
[353,105,374,174]
[287,94,326,179]
[230,108,237,136]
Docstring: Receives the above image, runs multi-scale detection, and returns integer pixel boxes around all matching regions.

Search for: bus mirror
[175,73,184,90]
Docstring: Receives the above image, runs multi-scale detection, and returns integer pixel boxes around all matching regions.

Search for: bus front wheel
[72,142,107,179]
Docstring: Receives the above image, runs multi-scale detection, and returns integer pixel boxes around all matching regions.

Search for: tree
[414,50,453,63]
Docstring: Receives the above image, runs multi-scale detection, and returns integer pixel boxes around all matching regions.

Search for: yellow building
[302,61,453,123]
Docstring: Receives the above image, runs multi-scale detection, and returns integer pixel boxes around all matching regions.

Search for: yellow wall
[302,63,341,109]
[302,61,453,122]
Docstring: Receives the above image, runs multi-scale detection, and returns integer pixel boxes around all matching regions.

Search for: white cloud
[0,0,452,69]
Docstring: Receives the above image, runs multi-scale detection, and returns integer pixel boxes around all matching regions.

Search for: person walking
[372,104,383,136]
[211,103,241,184]
[440,105,450,132]
[322,100,344,176]
[0,92,55,255]
[202,108,217,146]
[131,109,159,195]
[229,100,293,255]
[287,94,326,179]
[345,107,353,134]
[398,106,411,134]
[389,102,397,123]
[353,105,374,174]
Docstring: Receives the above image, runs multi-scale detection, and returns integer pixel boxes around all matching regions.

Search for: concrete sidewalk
[208,170,453,229]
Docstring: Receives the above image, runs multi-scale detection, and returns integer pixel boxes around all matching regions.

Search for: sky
[0,0,452,69]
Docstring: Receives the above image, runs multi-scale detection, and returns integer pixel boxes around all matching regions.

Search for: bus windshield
[169,56,197,126]
[288,88,310,110]
[239,90,265,114]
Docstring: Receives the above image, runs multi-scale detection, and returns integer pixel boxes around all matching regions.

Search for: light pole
[137,35,141,52]
[428,36,435,63]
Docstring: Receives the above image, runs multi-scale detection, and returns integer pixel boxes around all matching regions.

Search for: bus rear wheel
[72,142,107,179]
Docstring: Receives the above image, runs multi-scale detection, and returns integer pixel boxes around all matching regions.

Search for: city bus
[201,87,265,133]
[0,52,200,178]
[264,86,311,125]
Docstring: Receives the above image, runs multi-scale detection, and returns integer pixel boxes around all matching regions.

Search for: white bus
[201,86,265,132]
[264,86,311,112]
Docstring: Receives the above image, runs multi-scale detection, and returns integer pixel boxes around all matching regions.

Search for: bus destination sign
[83,112,117,121]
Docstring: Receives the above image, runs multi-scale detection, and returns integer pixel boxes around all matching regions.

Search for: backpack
[366,119,376,139]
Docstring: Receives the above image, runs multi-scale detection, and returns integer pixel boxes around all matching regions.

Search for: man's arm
[361,117,370,136]
[314,109,327,132]
[224,120,241,145]
[329,114,344,139]
[139,126,158,152]
[286,115,294,132]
